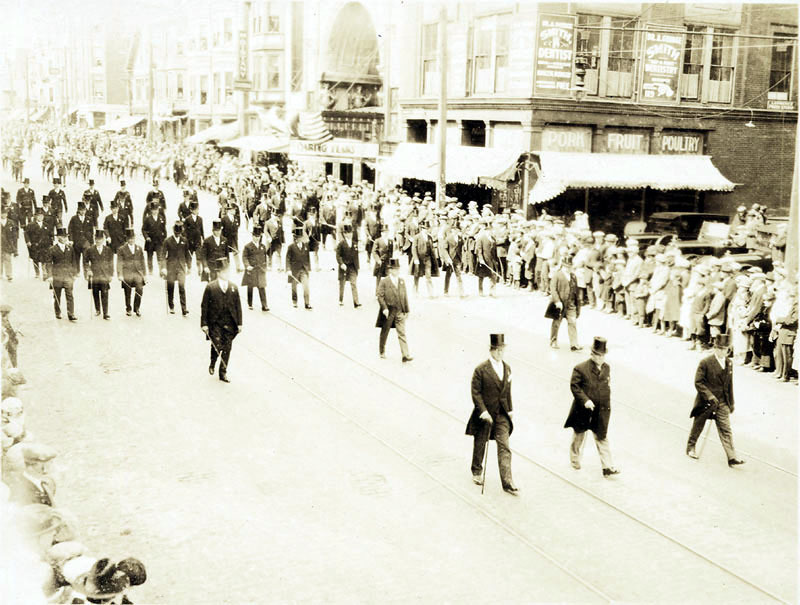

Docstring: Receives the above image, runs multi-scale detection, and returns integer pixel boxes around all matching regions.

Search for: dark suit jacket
[48,244,78,284]
[113,190,133,227]
[201,280,242,334]
[48,188,67,216]
[142,214,167,252]
[183,215,204,251]
[375,276,410,329]
[551,270,581,315]
[336,238,359,280]
[85,245,114,284]
[241,241,267,288]
[199,235,227,280]
[117,244,146,286]
[103,213,127,252]
[691,354,734,417]
[67,215,93,250]
[24,221,51,261]
[286,242,311,276]
[465,360,514,438]
[564,359,611,439]
[16,187,36,219]
[160,236,191,281]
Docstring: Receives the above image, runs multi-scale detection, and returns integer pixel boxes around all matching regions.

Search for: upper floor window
[679,25,737,104]
[421,23,438,96]
[708,28,735,103]
[469,14,510,94]
[681,25,705,100]
[224,18,233,44]
[606,18,637,98]
[769,28,797,101]
[575,15,637,98]
[576,14,602,95]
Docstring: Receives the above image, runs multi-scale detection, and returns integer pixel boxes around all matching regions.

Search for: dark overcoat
[336,238,360,281]
[241,241,268,288]
[160,235,191,281]
[200,280,242,335]
[564,359,611,439]
[85,245,114,284]
[691,355,734,417]
[465,360,514,439]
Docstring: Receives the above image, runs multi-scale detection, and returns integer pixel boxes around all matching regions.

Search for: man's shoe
[126,310,132,316]
[472,473,484,486]
[55,314,62,320]
[550,342,559,349]
[182,310,189,316]
[728,458,746,467]
[103,315,111,320]
[135,311,142,317]
[208,365,215,375]
[354,303,362,308]
[293,302,298,308]
[95,310,100,316]
[380,352,386,359]
[219,374,231,383]
[570,346,583,352]
[602,468,620,478]
[402,356,414,363]
[305,304,313,310]
[262,307,269,312]
[169,308,176,314]
[68,315,77,322]
[502,483,520,495]
[339,301,344,306]
[248,305,253,310]
[686,448,699,459]
[571,461,581,470]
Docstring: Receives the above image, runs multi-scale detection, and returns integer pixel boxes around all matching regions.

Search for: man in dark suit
[67,202,94,277]
[286,227,312,309]
[112,180,133,229]
[82,179,103,228]
[201,258,242,383]
[242,227,269,311]
[411,221,439,298]
[686,333,745,466]
[144,178,166,223]
[475,220,498,296]
[376,258,412,361]
[25,208,50,278]
[336,223,361,308]
[142,202,167,275]
[47,227,78,321]
[564,337,619,477]
[199,220,227,282]
[85,229,114,319]
[182,201,204,273]
[550,256,582,350]
[15,177,36,227]
[103,201,127,269]
[117,228,146,317]
[440,212,465,297]
[48,177,67,222]
[160,222,191,316]
[370,223,393,295]
[7,443,57,506]
[465,333,517,494]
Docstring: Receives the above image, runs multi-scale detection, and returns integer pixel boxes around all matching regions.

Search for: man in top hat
[550,255,582,350]
[265,210,283,271]
[303,207,323,271]
[142,202,167,275]
[183,201,204,273]
[371,222,394,295]
[112,180,133,229]
[177,189,193,223]
[465,333,518,494]
[440,211,465,297]
[144,177,166,222]
[0,209,15,281]
[686,333,745,467]
[7,442,57,506]
[475,219,499,296]
[336,223,361,308]
[160,222,191,316]
[85,229,114,319]
[376,258,412,361]
[200,220,227,282]
[67,201,94,277]
[242,226,269,312]
[25,208,50,279]
[103,201,126,268]
[16,177,36,227]
[286,226,312,309]
[47,227,78,321]
[82,179,103,228]
[117,228,146,317]
[201,257,242,383]
[564,337,620,477]
[48,178,67,222]
[221,203,244,273]
[410,219,439,298]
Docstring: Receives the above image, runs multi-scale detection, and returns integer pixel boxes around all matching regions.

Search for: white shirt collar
[714,353,726,369]
[218,278,228,291]
[389,275,398,287]
[489,357,504,380]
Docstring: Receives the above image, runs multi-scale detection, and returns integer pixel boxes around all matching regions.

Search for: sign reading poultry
[534,14,576,97]
[639,25,685,104]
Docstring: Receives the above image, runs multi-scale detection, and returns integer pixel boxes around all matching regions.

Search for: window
[407,119,427,143]
[225,72,233,102]
[769,29,797,101]
[253,54,262,90]
[266,53,281,89]
[708,28,734,103]
[214,73,221,104]
[421,23,438,95]
[224,18,233,44]
[200,75,208,104]
[468,15,510,94]
[576,14,602,95]
[681,25,705,100]
[461,120,485,147]
[607,17,637,97]
[177,73,184,99]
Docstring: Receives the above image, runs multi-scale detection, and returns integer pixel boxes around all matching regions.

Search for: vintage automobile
[626,212,731,248]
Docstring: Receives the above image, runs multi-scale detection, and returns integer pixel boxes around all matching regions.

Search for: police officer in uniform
[85,228,114,319]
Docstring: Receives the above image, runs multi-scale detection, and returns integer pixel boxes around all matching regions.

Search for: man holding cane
[201,258,242,383]
[465,334,518,495]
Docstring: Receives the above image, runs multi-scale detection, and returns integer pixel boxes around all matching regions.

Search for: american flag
[296,112,333,144]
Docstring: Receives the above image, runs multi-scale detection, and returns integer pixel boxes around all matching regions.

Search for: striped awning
[296,112,333,143]
[529,152,736,204]
[185,121,240,144]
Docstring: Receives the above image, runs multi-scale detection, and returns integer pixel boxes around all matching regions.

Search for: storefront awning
[155,115,183,124]
[220,135,289,153]
[185,121,240,144]
[380,143,525,187]
[100,115,146,132]
[529,152,736,205]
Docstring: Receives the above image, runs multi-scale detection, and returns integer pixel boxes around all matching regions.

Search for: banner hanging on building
[533,14,576,97]
[234,30,251,91]
[639,25,685,104]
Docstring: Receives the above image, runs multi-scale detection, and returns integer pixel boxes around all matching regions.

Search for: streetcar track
[244,308,789,604]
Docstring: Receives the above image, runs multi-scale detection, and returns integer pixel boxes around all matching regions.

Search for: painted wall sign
[234,30,252,90]
[533,14,577,97]
[639,25,685,104]
[658,132,703,154]
[541,126,592,152]
[602,128,650,154]
[290,138,379,159]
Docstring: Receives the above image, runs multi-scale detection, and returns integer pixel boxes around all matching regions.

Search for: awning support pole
[584,188,589,214]
[640,188,646,221]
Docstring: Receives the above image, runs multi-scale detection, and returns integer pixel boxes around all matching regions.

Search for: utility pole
[383,7,392,142]
[436,2,447,208]
[24,50,30,129]
[147,33,154,142]
[238,1,251,137]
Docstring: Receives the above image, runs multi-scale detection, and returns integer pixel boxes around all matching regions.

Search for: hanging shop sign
[540,125,592,152]
[289,138,379,159]
[234,30,252,91]
[533,14,577,98]
[601,128,650,154]
[658,131,703,154]
[639,25,685,105]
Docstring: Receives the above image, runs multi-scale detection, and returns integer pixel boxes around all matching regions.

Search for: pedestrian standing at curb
[564,337,620,478]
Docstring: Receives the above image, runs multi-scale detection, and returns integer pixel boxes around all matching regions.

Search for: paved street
[2,156,797,603]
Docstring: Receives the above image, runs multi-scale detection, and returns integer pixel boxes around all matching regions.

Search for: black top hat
[293,226,305,237]
[88,179,95,186]
[343,223,353,233]
[110,199,119,208]
[23,177,29,183]
[120,180,126,186]
[173,222,183,233]
[591,337,608,355]
[125,228,135,238]
[213,257,229,271]
[490,333,505,348]
[56,227,67,236]
[76,201,86,211]
[94,228,105,238]
[212,220,222,230]
[189,201,199,209]
[42,195,50,203]
[252,226,263,237]
[712,333,731,349]
[388,258,400,268]
[34,207,44,216]
[53,177,61,185]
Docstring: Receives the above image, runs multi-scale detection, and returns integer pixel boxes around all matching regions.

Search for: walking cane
[696,414,714,460]
[481,417,493,496]
[164,277,170,315]
[206,330,229,374]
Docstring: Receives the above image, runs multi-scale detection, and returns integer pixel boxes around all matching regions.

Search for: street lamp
[744,107,755,128]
